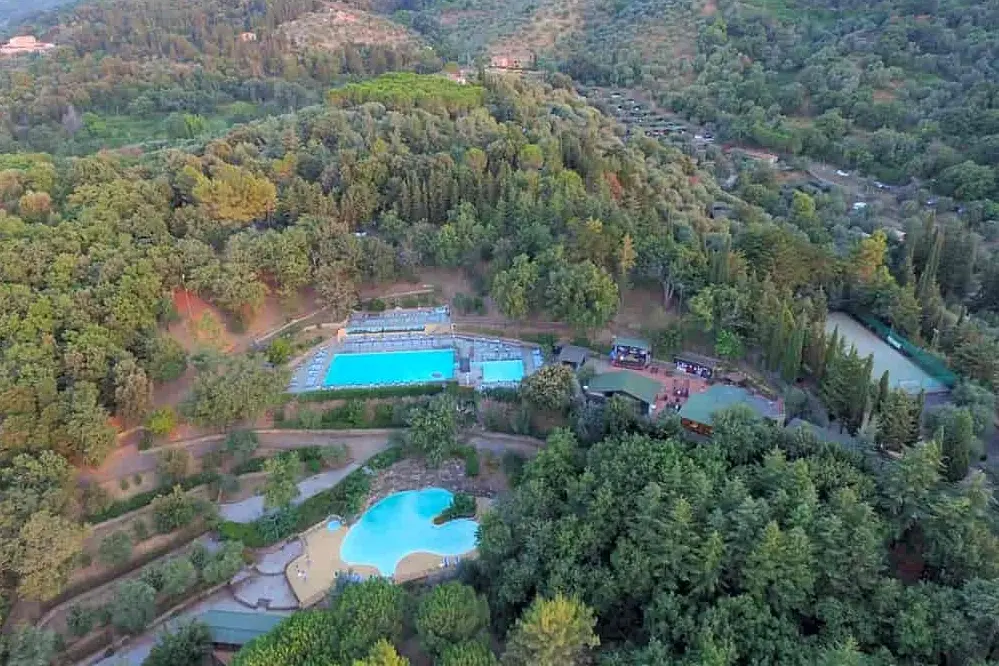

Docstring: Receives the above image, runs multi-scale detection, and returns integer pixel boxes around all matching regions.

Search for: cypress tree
[917,229,943,300]
[781,324,805,383]
[875,370,890,413]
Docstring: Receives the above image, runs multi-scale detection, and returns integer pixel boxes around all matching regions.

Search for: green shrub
[435,493,476,524]
[321,444,350,468]
[98,531,133,568]
[201,541,245,584]
[371,403,394,427]
[366,298,386,311]
[480,387,521,403]
[81,484,112,516]
[464,449,481,477]
[133,473,143,486]
[132,519,149,541]
[151,487,199,534]
[160,557,197,597]
[141,563,165,592]
[66,605,97,638]
[231,457,265,475]
[139,431,154,451]
[368,446,404,470]
[293,382,464,402]
[502,452,526,487]
[146,407,178,438]
[110,580,156,635]
[189,542,209,571]
[119,478,130,492]
[85,471,218,523]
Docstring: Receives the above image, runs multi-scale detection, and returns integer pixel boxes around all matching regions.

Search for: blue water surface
[323,349,455,388]
[481,359,525,383]
[340,488,478,576]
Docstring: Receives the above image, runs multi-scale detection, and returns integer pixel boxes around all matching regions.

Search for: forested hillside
[414,0,999,204]
[0,0,442,154]
[213,421,999,665]
[1,0,999,658]
[0,72,726,618]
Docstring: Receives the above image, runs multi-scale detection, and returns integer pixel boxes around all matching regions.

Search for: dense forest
[0,0,442,154]
[416,0,999,204]
[174,421,999,665]
[0,0,998,659]
[3,63,999,618]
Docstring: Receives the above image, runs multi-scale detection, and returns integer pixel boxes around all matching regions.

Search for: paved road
[220,462,365,523]
[217,432,543,523]
[88,590,291,666]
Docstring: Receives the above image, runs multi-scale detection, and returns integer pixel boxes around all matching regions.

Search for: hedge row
[292,382,474,402]
[85,471,219,524]
[231,445,341,476]
[218,447,405,548]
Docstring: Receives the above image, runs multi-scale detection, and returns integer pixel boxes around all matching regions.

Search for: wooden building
[610,336,651,368]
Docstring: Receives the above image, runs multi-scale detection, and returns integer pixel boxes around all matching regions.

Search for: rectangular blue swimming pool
[481,359,525,384]
[323,349,455,388]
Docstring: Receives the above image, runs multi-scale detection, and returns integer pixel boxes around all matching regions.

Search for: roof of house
[612,336,651,351]
[679,385,783,427]
[557,345,589,364]
[673,351,720,369]
[586,370,661,406]
[198,610,285,646]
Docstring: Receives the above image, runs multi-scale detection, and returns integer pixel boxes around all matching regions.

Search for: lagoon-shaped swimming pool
[340,488,478,576]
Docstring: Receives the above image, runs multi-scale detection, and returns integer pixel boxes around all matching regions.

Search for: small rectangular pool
[481,359,525,384]
[324,349,455,388]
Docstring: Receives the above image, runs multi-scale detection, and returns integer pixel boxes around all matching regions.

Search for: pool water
[340,488,478,576]
[481,359,525,384]
[324,349,455,388]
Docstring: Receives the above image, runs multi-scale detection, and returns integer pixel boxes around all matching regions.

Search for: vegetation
[405,394,461,466]
[185,355,289,427]
[263,453,304,510]
[415,582,490,657]
[98,531,134,568]
[142,621,213,666]
[434,493,477,525]
[500,594,598,666]
[519,364,575,413]
[5,0,999,648]
[110,579,158,635]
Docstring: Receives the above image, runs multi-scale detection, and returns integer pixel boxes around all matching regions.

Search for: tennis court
[825,312,946,394]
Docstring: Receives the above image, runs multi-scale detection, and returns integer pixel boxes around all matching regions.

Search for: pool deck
[287,328,543,394]
[286,497,492,607]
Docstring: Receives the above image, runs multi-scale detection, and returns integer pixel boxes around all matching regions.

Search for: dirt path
[83,430,543,485]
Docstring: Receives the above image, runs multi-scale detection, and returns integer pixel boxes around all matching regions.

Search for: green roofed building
[198,610,286,650]
[679,385,784,436]
[585,370,662,415]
